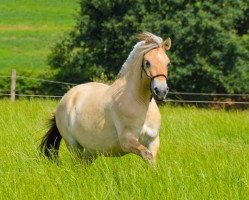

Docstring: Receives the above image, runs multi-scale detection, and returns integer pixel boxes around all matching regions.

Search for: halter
[141,58,167,101]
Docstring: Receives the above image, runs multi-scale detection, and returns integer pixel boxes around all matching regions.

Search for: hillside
[0,0,78,73]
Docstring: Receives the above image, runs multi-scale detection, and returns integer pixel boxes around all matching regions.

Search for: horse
[40,32,171,166]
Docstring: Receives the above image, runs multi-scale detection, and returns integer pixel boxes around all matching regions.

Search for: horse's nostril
[154,87,159,95]
[166,87,169,92]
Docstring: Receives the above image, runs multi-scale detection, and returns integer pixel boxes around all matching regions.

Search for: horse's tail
[39,115,62,160]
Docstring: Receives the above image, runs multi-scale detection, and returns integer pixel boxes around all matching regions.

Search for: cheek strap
[141,59,167,102]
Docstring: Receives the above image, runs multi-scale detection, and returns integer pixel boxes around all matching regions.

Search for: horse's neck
[112,63,151,107]
[111,43,152,107]
[129,65,151,105]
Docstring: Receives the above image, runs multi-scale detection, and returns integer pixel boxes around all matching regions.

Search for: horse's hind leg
[65,140,85,162]
[65,141,96,164]
[83,149,97,164]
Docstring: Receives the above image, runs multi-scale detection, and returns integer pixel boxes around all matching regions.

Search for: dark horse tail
[39,115,62,160]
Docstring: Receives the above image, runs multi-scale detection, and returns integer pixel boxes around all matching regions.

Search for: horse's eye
[144,60,151,68]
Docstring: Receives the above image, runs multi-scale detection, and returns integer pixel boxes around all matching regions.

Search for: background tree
[48,0,249,96]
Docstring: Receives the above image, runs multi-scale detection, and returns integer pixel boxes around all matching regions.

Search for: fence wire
[164,99,249,104]
[1,74,249,104]
[16,76,77,86]
[0,93,62,98]
[0,93,249,104]
[168,91,249,97]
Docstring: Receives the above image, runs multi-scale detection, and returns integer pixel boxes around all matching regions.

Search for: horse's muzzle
[151,79,169,101]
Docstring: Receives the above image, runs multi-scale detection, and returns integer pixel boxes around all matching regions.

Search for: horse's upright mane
[118,32,164,77]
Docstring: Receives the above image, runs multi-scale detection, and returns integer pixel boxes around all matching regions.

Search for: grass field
[0,0,78,73]
[0,99,249,199]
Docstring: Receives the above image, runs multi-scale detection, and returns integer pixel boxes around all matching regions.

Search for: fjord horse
[40,32,171,166]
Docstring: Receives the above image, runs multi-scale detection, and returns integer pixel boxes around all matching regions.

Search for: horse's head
[141,35,171,101]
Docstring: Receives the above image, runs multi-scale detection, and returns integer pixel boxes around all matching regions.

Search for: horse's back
[60,82,109,106]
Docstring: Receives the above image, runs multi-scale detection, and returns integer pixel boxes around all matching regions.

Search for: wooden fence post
[10,69,16,101]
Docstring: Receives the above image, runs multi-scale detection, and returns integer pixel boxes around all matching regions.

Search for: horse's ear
[163,38,171,50]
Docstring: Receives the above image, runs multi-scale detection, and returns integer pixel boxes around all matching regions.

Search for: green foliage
[49,0,249,94]
[1,100,249,199]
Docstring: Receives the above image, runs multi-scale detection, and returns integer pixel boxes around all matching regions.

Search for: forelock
[137,32,163,47]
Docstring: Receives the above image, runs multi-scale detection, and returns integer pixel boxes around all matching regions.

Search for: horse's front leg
[147,136,160,163]
[119,133,153,165]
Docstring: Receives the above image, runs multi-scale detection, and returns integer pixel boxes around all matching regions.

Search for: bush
[48,0,249,94]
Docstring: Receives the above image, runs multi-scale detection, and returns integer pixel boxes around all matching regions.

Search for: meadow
[0,0,78,73]
[0,99,249,200]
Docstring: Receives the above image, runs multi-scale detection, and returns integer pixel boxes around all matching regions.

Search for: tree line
[49,0,249,95]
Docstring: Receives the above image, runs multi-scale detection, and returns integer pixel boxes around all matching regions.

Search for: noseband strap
[150,74,167,80]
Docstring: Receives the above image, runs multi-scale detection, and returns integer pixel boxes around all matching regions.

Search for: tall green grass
[0,0,78,72]
[0,99,249,199]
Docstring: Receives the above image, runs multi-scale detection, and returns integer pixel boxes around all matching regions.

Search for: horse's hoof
[141,149,153,163]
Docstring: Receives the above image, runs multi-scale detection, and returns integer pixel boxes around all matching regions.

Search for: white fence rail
[1,69,249,105]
